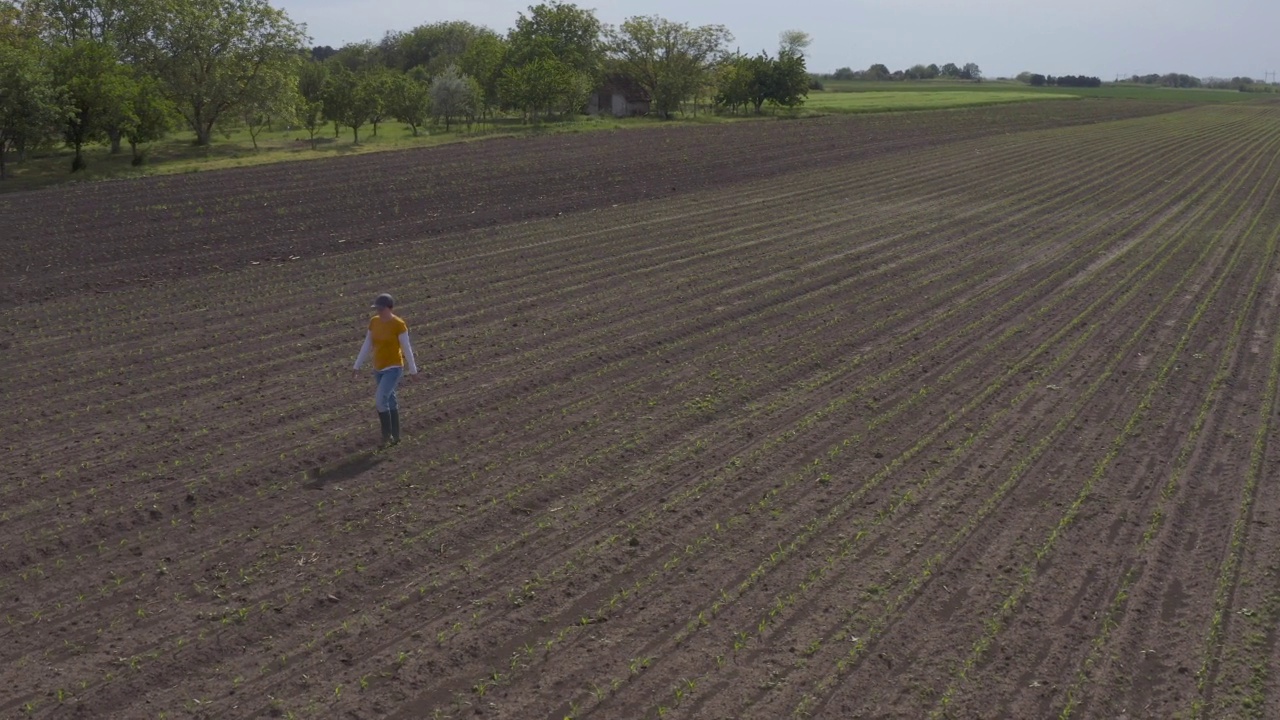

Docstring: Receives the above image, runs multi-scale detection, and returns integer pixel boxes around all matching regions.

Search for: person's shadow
[303,450,385,489]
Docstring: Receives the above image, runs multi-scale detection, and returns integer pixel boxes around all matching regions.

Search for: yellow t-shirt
[369,315,408,370]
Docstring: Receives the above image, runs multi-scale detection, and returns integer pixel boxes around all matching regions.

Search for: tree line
[0,0,813,179]
[1123,73,1278,93]
[1020,73,1102,88]
[826,62,983,82]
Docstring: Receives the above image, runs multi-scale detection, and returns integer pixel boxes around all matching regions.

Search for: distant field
[820,79,1261,103]
[805,89,1075,112]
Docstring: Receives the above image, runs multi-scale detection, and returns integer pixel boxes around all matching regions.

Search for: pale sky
[275,0,1278,81]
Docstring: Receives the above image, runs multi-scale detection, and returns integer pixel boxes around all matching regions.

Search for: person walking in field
[352,293,419,447]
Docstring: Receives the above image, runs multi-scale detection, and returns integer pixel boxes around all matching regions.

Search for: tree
[507,1,603,77]
[865,63,891,81]
[941,62,960,78]
[0,1,23,44]
[327,40,381,72]
[717,50,808,114]
[498,55,578,121]
[459,32,507,120]
[1,0,49,49]
[51,39,136,170]
[742,53,772,113]
[429,64,478,131]
[322,65,378,143]
[147,0,307,145]
[393,21,492,74]
[0,42,66,179]
[832,66,855,81]
[361,67,398,136]
[295,60,327,148]
[606,15,732,119]
[778,29,811,58]
[714,54,752,114]
[237,57,298,149]
[123,75,174,164]
[310,45,337,62]
[27,0,160,54]
[28,0,162,152]
[960,62,982,81]
[388,68,431,136]
[768,51,809,109]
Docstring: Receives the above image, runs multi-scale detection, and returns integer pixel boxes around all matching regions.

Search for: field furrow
[3,102,1279,719]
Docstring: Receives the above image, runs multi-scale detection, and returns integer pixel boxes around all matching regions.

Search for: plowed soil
[5,98,1280,720]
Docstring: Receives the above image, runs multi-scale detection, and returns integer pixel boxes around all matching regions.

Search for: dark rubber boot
[389,409,401,444]
[378,411,392,446]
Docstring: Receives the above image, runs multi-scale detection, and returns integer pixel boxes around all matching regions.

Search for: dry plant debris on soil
[4,98,1280,718]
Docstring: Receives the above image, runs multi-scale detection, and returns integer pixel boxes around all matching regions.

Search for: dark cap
[372,293,394,309]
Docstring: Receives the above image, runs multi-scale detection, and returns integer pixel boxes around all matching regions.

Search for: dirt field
[4,98,1280,719]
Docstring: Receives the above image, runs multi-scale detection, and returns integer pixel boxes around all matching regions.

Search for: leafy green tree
[388,68,431,136]
[716,50,808,114]
[459,32,507,119]
[237,57,298,149]
[99,65,174,158]
[941,62,961,78]
[767,51,810,109]
[1,0,48,49]
[28,0,162,152]
[26,0,159,53]
[715,52,769,114]
[714,54,753,114]
[147,0,307,145]
[606,15,732,119]
[120,76,171,153]
[392,21,492,74]
[498,55,579,121]
[323,64,378,143]
[328,40,382,72]
[507,1,602,77]
[123,75,174,164]
[295,60,327,148]
[831,66,856,81]
[0,1,21,40]
[0,42,66,179]
[359,67,399,137]
[865,63,891,81]
[51,39,136,170]
[961,62,982,81]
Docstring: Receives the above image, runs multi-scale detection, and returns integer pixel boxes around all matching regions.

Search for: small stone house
[588,74,651,117]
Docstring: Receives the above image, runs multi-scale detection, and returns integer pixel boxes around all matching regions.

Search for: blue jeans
[374,367,403,412]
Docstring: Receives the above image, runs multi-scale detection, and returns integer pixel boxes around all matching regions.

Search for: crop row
[259,105,1280,712]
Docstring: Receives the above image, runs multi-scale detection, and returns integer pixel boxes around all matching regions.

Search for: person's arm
[398,331,419,374]
[353,331,372,370]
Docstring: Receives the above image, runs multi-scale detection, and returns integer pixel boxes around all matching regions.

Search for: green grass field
[804,90,1076,113]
